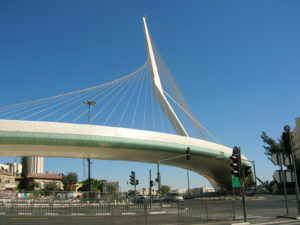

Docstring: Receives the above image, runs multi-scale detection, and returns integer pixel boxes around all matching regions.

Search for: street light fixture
[83,100,97,192]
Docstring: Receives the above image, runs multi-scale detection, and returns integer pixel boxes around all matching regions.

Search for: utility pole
[84,100,96,192]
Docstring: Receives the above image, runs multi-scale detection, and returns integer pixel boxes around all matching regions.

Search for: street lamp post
[83,100,96,192]
[187,170,190,195]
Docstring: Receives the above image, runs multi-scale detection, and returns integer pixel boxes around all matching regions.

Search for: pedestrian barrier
[0,200,235,225]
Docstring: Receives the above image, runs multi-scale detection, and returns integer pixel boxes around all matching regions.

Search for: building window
[6,179,10,184]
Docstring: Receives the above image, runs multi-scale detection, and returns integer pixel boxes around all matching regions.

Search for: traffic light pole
[157,160,162,210]
[241,177,248,222]
[237,148,248,223]
[187,170,190,195]
[134,175,137,204]
[284,125,300,215]
[87,158,91,192]
[149,169,152,209]
[280,155,289,216]
[231,147,248,222]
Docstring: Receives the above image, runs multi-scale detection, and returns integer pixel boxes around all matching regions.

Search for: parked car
[165,193,184,202]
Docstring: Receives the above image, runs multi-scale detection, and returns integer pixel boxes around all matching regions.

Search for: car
[245,187,258,196]
[165,193,184,202]
[135,194,146,203]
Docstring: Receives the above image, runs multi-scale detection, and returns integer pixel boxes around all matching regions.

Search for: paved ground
[228,194,300,225]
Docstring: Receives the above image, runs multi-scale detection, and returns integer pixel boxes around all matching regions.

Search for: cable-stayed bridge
[0,17,253,189]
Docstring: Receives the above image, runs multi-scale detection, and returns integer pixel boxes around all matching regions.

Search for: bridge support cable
[0,61,148,124]
[117,67,145,126]
[93,69,140,124]
[103,69,141,126]
[20,87,105,121]
[163,91,221,143]
[131,65,148,128]
[73,77,130,122]
[147,20,219,142]
[0,70,139,115]
[143,68,150,130]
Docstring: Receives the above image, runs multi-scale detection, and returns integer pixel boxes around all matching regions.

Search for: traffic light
[230,147,241,177]
[155,172,160,183]
[282,130,292,154]
[130,171,135,185]
[186,147,191,160]
[150,180,153,187]
[135,179,139,185]
[244,166,252,177]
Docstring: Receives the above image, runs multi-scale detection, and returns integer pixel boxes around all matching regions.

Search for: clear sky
[0,1,300,191]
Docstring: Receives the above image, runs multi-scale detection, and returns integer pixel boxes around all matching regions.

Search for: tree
[27,180,39,191]
[261,131,284,161]
[18,157,29,190]
[261,131,300,192]
[44,182,60,192]
[161,185,171,196]
[78,178,102,192]
[62,172,78,190]
[103,183,117,194]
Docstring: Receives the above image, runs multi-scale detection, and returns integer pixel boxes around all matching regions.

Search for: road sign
[273,170,295,183]
[285,170,295,182]
[231,175,242,188]
[284,155,292,167]
[271,153,292,167]
[273,170,281,182]
[271,154,283,166]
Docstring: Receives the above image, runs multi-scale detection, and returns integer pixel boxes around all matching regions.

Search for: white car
[165,193,184,202]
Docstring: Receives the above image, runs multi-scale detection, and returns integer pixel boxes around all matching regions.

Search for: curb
[277,215,300,220]
[231,223,250,225]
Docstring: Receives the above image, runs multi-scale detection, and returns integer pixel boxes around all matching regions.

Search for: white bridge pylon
[143,17,188,137]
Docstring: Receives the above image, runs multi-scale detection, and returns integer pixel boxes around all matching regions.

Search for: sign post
[272,153,289,215]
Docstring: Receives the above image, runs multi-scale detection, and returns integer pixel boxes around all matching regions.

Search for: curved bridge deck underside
[0,120,252,189]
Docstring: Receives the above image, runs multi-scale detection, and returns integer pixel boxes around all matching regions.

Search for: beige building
[25,173,63,191]
[137,188,157,196]
[0,170,17,190]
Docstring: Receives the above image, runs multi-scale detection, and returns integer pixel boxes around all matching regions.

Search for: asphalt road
[235,194,298,219]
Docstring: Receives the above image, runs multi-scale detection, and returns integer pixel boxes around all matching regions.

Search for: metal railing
[0,199,235,225]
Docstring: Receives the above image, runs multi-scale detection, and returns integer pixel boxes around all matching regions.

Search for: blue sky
[0,1,300,191]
